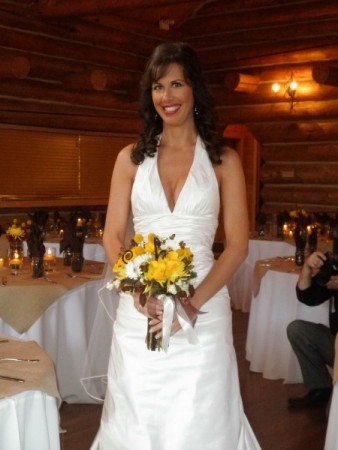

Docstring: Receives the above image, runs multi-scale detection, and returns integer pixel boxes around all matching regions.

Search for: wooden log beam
[62,69,108,91]
[312,64,338,87]
[0,54,30,79]
[262,204,338,215]
[0,97,137,119]
[0,109,142,134]
[38,0,192,18]
[182,0,338,36]
[224,73,260,93]
[187,16,338,50]
[0,79,140,111]
[261,163,338,184]
[0,10,162,55]
[216,98,338,126]
[199,37,338,71]
[261,144,338,162]
[0,25,147,73]
[247,121,338,145]
[261,186,338,206]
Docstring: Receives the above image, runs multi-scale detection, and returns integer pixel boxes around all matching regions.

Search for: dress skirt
[91,288,261,450]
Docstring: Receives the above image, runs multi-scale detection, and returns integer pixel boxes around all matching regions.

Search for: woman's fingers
[146,297,163,318]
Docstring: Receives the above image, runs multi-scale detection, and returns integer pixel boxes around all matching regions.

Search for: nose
[161,86,173,101]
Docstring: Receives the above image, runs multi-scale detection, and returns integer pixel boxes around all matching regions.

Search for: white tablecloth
[0,390,60,450]
[0,275,117,404]
[246,269,330,383]
[325,382,338,450]
[228,239,295,311]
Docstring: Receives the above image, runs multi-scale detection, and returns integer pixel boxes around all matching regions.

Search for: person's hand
[304,251,326,272]
[326,275,338,290]
[133,294,163,319]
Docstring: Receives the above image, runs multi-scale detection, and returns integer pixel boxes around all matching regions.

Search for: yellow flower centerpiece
[289,208,310,227]
[6,218,29,242]
[107,233,197,351]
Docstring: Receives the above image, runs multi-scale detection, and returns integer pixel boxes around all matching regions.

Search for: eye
[152,83,163,92]
[172,81,183,88]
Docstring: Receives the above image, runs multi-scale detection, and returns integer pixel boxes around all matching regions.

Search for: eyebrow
[152,78,185,84]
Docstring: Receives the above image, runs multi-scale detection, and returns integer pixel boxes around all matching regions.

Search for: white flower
[167,283,178,295]
[106,280,115,290]
[125,261,141,280]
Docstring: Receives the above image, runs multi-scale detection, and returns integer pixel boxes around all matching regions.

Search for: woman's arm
[102,144,137,267]
[190,147,249,311]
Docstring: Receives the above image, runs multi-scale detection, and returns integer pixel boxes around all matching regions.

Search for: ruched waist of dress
[133,213,217,248]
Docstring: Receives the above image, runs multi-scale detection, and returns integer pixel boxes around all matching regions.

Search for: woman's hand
[134,294,163,319]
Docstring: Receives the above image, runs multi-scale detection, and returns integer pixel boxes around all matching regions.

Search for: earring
[194,106,199,116]
[154,113,158,120]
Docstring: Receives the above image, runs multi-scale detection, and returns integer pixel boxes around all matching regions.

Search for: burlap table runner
[253,257,301,297]
[0,258,104,333]
[0,337,62,406]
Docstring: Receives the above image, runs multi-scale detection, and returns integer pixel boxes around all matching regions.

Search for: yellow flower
[145,241,155,254]
[147,233,156,244]
[164,258,185,283]
[177,247,192,259]
[131,245,145,258]
[133,233,144,244]
[7,224,25,240]
[113,256,125,274]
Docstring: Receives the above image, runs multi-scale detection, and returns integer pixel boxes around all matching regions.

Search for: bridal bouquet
[107,233,197,351]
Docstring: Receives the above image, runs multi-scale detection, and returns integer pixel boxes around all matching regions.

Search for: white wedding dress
[91,136,261,450]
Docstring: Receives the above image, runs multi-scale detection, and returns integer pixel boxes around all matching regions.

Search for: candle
[43,247,56,272]
[9,258,21,265]
[0,258,4,267]
[44,247,56,261]
[59,228,64,238]
[77,218,83,227]
[10,251,22,265]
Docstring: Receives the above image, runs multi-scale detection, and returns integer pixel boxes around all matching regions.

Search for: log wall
[2,0,338,224]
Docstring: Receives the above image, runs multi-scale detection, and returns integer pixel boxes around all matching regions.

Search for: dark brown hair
[131,42,226,165]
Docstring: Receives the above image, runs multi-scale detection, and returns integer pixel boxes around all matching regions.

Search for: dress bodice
[131,136,220,281]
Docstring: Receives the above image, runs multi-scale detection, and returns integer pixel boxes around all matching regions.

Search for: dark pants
[287,320,335,390]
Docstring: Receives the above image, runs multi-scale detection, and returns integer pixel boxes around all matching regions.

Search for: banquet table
[0,257,109,404]
[228,238,295,311]
[0,336,61,450]
[324,335,338,450]
[246,257,330,383]
[23,236,106,262]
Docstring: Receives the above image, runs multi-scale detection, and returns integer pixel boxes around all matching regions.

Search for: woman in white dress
[91,42,261,449]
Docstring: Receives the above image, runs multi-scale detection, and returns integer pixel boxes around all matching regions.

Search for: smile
[162,105,180,114]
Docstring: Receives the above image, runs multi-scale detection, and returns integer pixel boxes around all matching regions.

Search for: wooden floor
[59,311,329,450]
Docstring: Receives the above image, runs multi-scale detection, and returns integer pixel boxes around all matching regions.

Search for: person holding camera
[287,250,338,408]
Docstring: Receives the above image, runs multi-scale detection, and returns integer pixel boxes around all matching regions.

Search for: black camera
[315,252,338,286]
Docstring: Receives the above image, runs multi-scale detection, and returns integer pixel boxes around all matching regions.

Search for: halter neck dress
[91,136,261,450]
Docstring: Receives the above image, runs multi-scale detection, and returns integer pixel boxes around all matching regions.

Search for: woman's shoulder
[215,146,242,176]
[114,143,138,175]
[116,143,137,164]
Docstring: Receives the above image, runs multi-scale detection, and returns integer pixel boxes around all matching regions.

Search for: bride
[91,41,261,449]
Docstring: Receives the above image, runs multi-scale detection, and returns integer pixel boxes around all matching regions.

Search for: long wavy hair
[131,42,226,165]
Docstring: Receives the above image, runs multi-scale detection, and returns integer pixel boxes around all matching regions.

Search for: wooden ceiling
[2,0,338,135]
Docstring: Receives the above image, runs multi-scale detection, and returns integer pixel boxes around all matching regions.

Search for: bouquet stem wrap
[147,295,199,352]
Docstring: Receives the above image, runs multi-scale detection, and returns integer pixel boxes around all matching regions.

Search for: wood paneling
[0,128,135,209]
[1,0,338,216]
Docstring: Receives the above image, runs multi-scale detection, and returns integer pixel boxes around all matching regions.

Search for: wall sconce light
[271,73,298,110]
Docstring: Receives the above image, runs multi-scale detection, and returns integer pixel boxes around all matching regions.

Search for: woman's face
[151,63,194,127]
